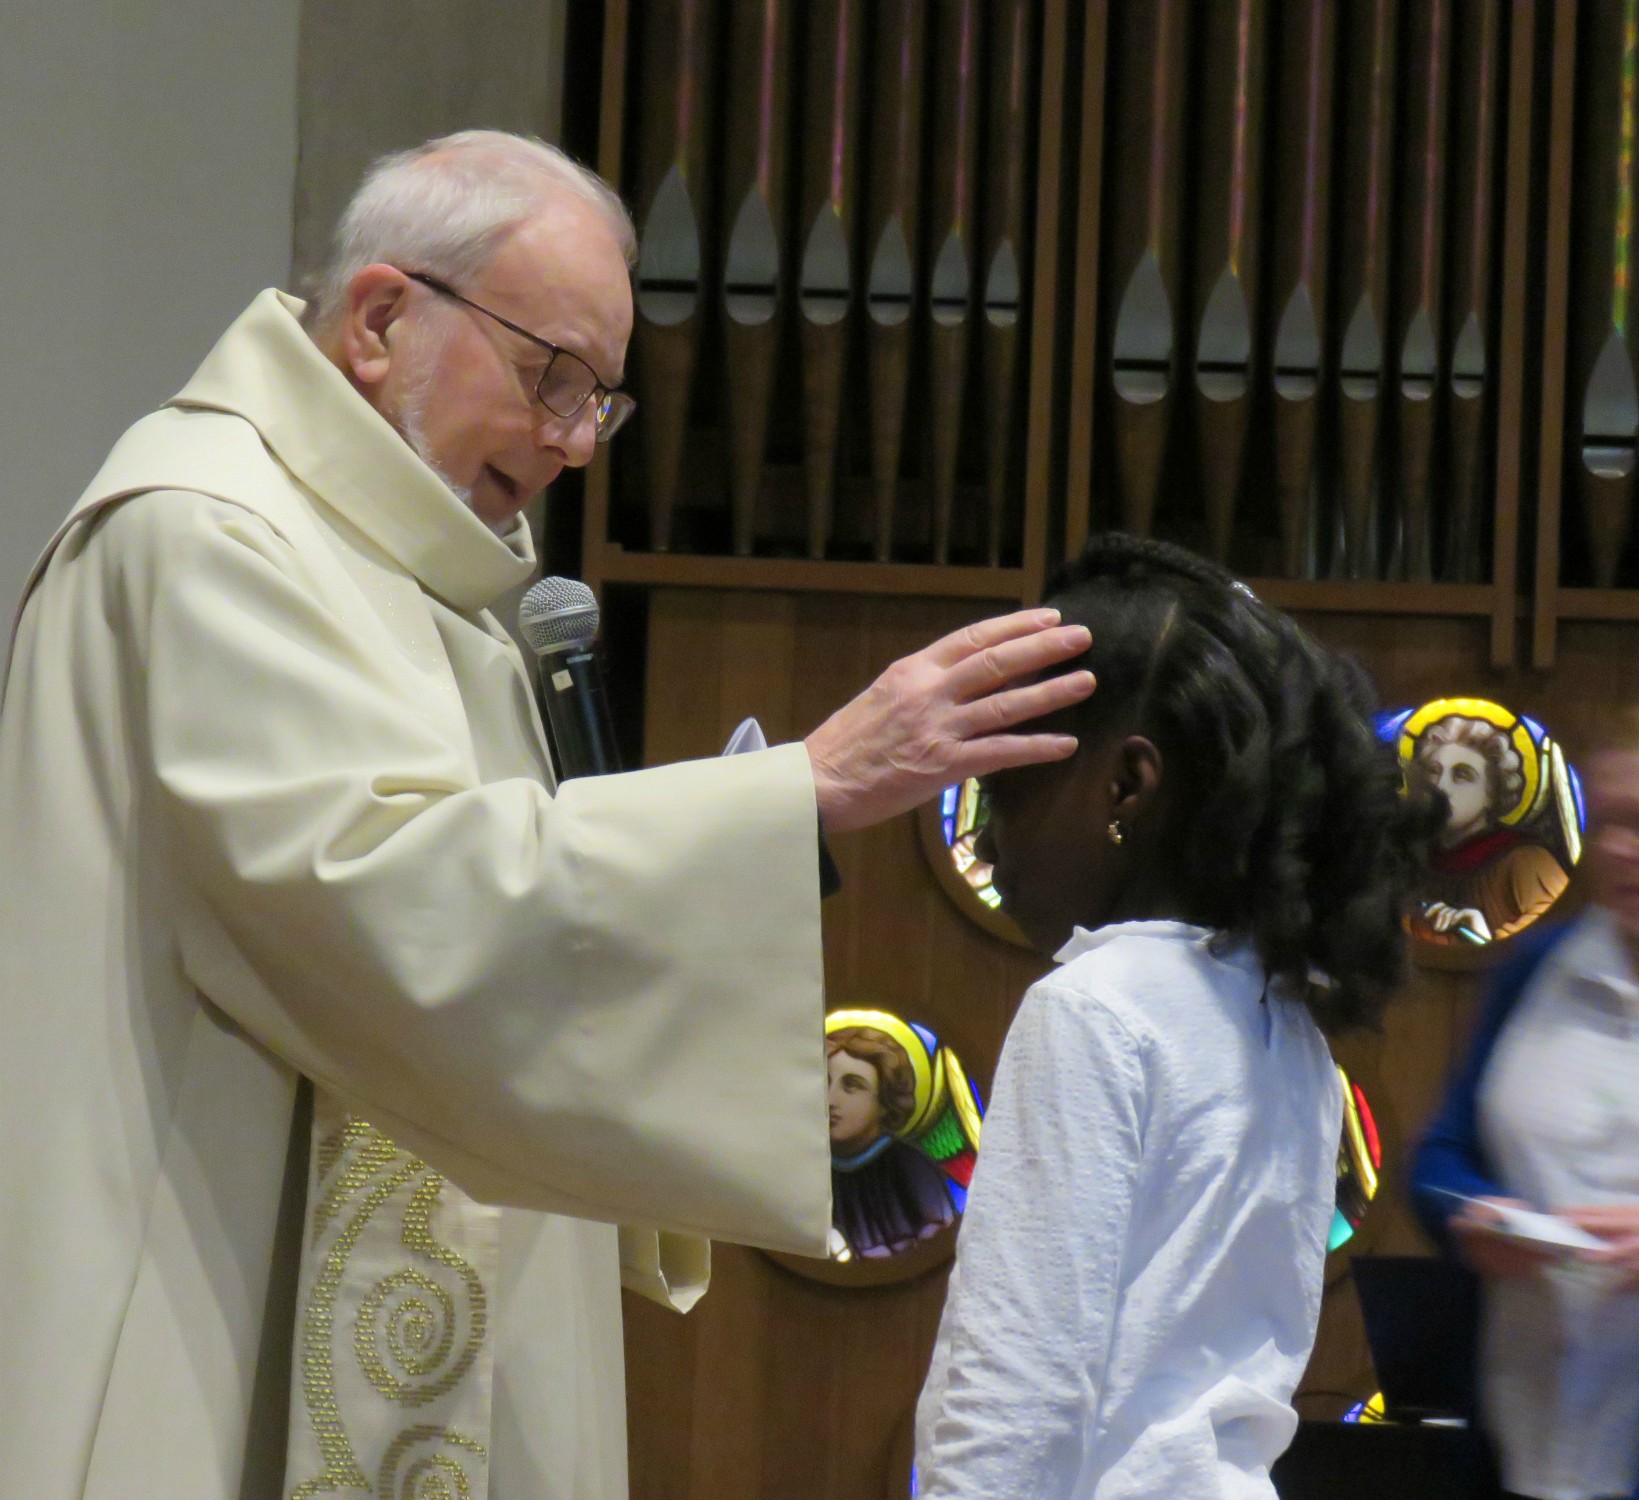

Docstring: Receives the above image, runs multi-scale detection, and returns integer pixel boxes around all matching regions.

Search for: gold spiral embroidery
[291,1125,424,1498]
[358,1271,453,1381]
[313,1116,392,1240]
[354,1172,488,1405]
[375,1425,486,1500]
[314,1115,360,1194]
[288,1119,489,1498]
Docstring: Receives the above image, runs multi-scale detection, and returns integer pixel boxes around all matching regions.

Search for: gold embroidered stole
[284,1094,501,1499]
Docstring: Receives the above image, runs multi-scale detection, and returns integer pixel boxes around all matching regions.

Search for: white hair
[306,129,636,329]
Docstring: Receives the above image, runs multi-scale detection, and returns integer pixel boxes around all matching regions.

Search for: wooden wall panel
[626,592,1639,1494]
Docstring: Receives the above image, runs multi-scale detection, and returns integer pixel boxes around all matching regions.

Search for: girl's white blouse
[916,920,1342,1500]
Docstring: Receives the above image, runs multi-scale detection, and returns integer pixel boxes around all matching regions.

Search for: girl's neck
[1101,872,1207,930]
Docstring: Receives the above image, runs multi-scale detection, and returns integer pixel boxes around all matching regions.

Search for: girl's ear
[1108,735,1163,826]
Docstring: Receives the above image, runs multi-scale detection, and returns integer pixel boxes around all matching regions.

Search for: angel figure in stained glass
[1391,700,1580,946]
[824,1010,983,1261]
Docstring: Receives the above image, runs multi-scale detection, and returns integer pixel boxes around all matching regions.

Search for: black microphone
[517,577,621,780]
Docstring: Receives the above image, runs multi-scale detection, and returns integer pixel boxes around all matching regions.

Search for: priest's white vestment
[0,291,831,1499]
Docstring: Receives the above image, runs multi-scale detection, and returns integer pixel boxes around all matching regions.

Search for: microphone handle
[538,646,621,780]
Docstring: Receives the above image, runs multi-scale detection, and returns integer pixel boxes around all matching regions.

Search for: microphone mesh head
[519,576,600,654]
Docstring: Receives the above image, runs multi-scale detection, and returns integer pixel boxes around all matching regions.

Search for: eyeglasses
[403,271,636,442]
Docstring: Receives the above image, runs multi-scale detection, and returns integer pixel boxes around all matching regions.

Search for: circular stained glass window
[941,781,1004,911]
[918,779,1031,948]
[1378,697,1584,960]
[773,1007,988,1287]
[823,1007,985,1265]
[1343,1392,1387,1424]
[1331,1065,1382,1254]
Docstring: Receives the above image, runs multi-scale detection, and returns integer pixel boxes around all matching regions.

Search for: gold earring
[1107,820,1125,846]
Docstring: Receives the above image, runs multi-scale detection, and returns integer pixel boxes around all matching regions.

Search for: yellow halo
[1397,696,1542,827]
[825,1008,942,1137]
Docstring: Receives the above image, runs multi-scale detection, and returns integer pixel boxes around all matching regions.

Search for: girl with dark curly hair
[915,534,1431,1500]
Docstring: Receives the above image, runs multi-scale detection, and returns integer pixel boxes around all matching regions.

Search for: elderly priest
[0,131,1094,1500]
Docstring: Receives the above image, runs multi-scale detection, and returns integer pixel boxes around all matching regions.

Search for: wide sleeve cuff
[619,1228,712,1313]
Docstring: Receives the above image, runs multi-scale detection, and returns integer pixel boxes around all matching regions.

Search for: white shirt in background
[916,920,1342,1500]
[1478,907,1639,1500]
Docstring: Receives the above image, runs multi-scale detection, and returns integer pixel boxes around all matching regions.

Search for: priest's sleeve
[135,491,831,1256]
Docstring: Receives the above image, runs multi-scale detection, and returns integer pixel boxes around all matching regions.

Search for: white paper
[1490,1203,1608,1253]
[1438,1190,1608,1253]
[721,717,768,757]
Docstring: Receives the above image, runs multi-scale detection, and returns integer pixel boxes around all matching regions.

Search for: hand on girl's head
[803,608,1095,834]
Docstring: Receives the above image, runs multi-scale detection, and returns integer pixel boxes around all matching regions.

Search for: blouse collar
[1053,919,1218,967]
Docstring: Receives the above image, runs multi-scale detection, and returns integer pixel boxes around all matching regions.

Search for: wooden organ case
[559,5,1639,1496]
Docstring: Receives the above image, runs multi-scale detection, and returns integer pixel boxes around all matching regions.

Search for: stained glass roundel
[917,779,1031,948]
[1378,697,1583,956]
[770,1007,988,1287]
[1330,1066,1382,1254]
[823,1008,985,1265]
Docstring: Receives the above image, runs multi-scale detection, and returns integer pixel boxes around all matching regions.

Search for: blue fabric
[1409,920,1576,1255]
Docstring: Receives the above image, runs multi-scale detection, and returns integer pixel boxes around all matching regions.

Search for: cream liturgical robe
[0,291,831,1500]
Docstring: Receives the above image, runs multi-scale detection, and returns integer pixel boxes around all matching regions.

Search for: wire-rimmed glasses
[403,271,636,442]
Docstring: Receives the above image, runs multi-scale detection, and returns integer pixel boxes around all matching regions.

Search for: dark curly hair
[1040,533,1434,1034]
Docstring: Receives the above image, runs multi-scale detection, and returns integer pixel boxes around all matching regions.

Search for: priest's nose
[541,404,599,469]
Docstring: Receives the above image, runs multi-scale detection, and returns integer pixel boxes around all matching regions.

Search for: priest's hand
[804,609,1095,835]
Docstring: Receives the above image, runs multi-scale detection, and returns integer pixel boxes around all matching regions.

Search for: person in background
[915,533,1431,1500]
[1413,719,1639,1500]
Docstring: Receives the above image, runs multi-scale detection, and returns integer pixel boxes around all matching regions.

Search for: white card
[1489,1202,1608,1254]
[721,717,768,757]
[1438,1190,1608,1254]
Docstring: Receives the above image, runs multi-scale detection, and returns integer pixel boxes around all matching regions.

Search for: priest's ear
[335,264,416,391]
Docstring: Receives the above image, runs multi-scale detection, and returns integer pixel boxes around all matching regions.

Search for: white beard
[401,402,516,540]
[392,319,512,535]
[398,382,475,513]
